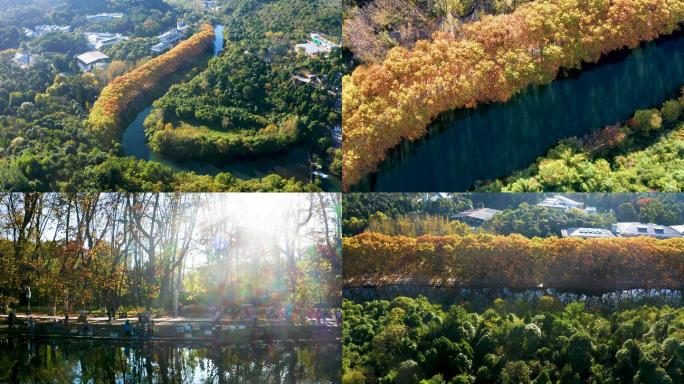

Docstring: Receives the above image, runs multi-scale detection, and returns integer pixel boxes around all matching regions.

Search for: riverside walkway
[0,313,340,343]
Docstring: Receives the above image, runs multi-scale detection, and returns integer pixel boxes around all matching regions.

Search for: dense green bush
[343,296,684,384]
[482,91,684,192]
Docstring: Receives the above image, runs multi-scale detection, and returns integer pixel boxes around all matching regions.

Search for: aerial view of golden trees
[343,232,684,290]
[342,0,684,190]
[87,25,215,146]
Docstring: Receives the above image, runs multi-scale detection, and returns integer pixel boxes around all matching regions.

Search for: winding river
[355,30,684,192]
[121,25,339,190]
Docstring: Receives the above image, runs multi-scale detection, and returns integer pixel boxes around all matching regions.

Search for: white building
[292,74,321,84]
[32,25,72,36]
[537,195,596,214]
[560,228,615,239]
[11,51,34,68]
[151,27,184,55]
[295,33,340,56]
[85,32,128,50]
[76,51,110,72]
[671,225,684,235]
[611,222,683,239]
[86,13,124,22]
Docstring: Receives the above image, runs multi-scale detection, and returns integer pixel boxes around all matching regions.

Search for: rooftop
[671,225,684,235]
[453,208,502,222]
[561,227,615,238]
[11,51,34,68]
[612,222,683,238]
[85,32,127,50]
[295,42,330,56]
[34,25,71,34]
[151,42,172,54]
[157,29,182,43]
[76,51,110,65]
[538,195,584,208]
[87,12,124,20]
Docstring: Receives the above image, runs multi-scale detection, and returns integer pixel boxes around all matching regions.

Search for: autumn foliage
[342,0,684,190]
[87,25,215,145]
[343,232,684,291]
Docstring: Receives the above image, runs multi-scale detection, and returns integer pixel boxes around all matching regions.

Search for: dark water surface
[0,338,341,384]
[356,31,684,191]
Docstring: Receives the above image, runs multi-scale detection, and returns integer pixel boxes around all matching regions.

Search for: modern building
[76,51,110,72]
[11,51,34,68]
[295,33,340,56]
[86,13,124,22]
[176,21,190,34]
[671,225,684,235]
[537,195,597,214]
[292,74,321,84]
[32,25,71,36]
[151,27,185,55]
[451,208,502,227]
[85,32,127,50]
[611,222,683,239]
[560,227,615,239]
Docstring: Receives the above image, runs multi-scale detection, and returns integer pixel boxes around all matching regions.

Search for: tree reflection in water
[0,338,341,383]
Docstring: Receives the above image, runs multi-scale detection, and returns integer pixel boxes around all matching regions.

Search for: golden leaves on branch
[86,25,215,146]
[342,0,684,190]
[343,232,684,290]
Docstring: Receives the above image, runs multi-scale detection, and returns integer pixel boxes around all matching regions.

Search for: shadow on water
[121,24,341,190]
[354,30,684,192]
[0,338,341,384]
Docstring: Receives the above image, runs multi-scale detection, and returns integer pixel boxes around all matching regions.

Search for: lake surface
[121,24,340,190]
[0,338,341,384]
[356,31,684,191]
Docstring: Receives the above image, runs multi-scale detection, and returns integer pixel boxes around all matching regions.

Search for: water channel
[356,30,684,191]
[120,25,338,190]
[0,338,341,383]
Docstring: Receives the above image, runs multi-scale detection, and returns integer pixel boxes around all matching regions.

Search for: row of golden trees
[87,25,215,146]
[342,0,684,189]
[343,232,684,290]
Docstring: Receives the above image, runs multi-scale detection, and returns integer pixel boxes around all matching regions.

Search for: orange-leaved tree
[342,0,684,190]
[87,24,215,146]
[343,232,684,290]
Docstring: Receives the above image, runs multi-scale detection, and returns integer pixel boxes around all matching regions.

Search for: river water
[121,25,339,190]
[0,338,341,383]
[355,30,684,191]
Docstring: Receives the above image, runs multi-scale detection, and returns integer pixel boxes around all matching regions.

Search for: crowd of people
[208,303,342,326]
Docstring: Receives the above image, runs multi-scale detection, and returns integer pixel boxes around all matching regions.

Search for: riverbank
[0,314,340,343]
[87,25,215,146]
[475,89,684,192]
[342,0,684,190]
